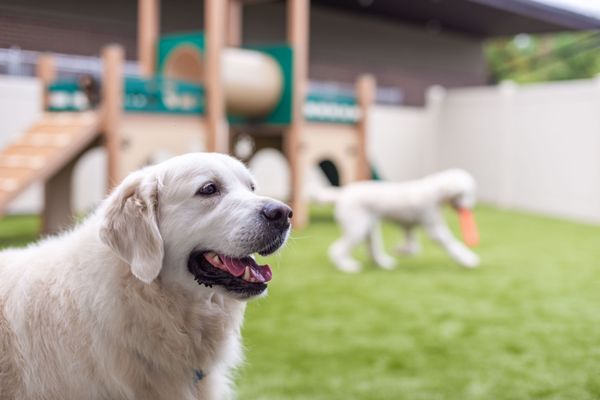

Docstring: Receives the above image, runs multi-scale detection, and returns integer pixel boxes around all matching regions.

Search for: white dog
[0,153,292,400]
[322,169,480,273]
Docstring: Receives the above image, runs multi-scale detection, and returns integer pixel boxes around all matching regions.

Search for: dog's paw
[459,252,480,268]
[335,259,363,274]
[376,255,397,270]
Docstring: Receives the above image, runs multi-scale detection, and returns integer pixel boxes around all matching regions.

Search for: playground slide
[0,111,100,216]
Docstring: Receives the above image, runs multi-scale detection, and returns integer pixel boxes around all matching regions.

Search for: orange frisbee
[458,208,480,247]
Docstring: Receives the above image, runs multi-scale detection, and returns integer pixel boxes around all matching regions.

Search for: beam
[42,156,76,235]
[287,0,309,228]
[227,0,243,47]
[36,54,56,111]
[138,0,160,77]
[101,45,125,188]
[205,0,229,153]
[356,74,376,181]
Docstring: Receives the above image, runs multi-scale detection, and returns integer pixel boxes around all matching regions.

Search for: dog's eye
[250,183,255,192]
[196,182,218,196]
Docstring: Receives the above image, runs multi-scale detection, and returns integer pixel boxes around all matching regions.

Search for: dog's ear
[99,170,163,283]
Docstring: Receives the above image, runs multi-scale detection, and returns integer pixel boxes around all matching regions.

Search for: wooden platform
[0,112,100,216]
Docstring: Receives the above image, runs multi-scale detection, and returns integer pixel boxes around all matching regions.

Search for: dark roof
[314,0,600,37]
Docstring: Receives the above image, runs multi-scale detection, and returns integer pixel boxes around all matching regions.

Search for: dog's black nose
[262,202,293,225]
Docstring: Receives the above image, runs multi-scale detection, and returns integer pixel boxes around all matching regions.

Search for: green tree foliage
[485,32,600,84]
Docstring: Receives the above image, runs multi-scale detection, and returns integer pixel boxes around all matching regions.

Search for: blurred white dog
[0,153,291,400]
[320,169,480,273]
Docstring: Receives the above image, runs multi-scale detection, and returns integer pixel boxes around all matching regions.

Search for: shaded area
[318,160,340,187]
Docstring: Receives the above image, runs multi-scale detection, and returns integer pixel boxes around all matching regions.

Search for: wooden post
[37,53,68,235]
[287,0,309,228]
[42,157,77,235]
[205,0,229,154]
[101,45,124,189]
[36,54,56,111]
[356,74,376,181]
[227,0,242,47]
[138,0,160,77]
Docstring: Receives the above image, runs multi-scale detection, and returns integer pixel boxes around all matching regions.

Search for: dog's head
[99,153,291,300]
[434,169,477,210]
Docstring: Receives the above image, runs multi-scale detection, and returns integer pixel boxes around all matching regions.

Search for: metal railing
[0,47,138,78]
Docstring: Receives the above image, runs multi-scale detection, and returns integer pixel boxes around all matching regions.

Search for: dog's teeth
[212,254,222,265]
[243,266,251,281]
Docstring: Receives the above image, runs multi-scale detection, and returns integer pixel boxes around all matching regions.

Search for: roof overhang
[314,0,600,37]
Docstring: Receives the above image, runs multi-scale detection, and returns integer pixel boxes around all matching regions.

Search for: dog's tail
[311,186,342,204]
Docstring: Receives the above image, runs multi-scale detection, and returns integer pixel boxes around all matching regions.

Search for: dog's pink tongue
[220,256,245,277]
[221,255,273,283]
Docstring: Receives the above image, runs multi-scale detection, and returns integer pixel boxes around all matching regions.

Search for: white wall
[0,76,41,146]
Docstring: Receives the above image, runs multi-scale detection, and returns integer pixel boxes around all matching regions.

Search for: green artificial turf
[241,206,600,400]
[0,214,40,248]
[1,207,600,399]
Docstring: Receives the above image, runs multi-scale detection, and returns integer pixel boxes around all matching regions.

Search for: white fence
[365,79,600,224]
[432,79,600,223]
[368,105,431,182]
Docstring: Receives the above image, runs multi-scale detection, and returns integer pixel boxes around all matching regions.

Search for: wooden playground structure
[0,0,376,231]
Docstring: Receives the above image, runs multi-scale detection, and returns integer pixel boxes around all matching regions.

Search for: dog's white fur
[323,169,480,273]
[0,153,289,399]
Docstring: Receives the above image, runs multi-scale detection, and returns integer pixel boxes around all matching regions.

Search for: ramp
[0,112,100,216]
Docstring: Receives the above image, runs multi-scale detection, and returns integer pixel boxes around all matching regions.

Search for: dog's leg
[396,226,421,256]
[329,211,372,273]
[367,223,396,270]
[423,218,480,268]
[329,237,363,273]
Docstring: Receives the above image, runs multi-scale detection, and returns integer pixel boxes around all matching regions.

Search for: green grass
[2,207,600,399]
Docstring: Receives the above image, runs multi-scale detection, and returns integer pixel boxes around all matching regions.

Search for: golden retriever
[0,153,292,399]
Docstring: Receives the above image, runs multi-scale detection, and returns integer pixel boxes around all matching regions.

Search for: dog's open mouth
[188,251,275,299]
[188,228,288,299]
[202,252,272,283]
